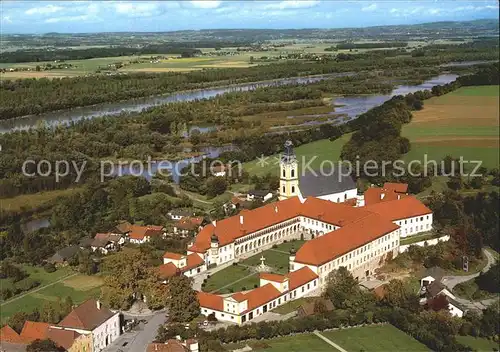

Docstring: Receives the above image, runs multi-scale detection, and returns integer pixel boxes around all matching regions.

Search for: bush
[14,278,40,292]
[0,288,13,300]
[253,284,258,288]
[43,262,56,273]
[272,244,278,249]
[241,287,246,291]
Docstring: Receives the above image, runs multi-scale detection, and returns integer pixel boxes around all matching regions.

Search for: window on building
[282,186,285,193]
[283,169,286,178]
[291,169,295,178]
[291,186,295,193]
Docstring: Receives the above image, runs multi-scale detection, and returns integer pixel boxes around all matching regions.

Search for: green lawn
[447,85,499,97]
[225,325,429,352]
[243,135,352,177]
[272,297,313,315]
[400,232,439,245]
[227,334,334,352]
[203,265,254,293]
[456,335,499,351]
[204,241,306,293]
[322,324,430,351]
[1,272,103,324]
[0,265,73,293]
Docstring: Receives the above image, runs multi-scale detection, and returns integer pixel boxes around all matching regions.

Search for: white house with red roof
[198,267,319,324]
[159,251,207,279]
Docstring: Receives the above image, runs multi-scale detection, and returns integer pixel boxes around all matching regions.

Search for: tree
[141,267,170,310]
[100,249,158,310]
[27,339,64,352]
[324,267,360,309]
[167,275,200,323]
[382,279,420,312]
[205,177,227,198]
[8,310,40,334]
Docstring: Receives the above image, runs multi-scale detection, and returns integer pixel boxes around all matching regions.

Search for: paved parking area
[104,312,167,352]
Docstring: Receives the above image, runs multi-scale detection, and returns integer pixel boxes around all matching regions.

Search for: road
[105,311,167,352]
[441,249,498,311]
[441,249,496,290]
[1,273,77,307]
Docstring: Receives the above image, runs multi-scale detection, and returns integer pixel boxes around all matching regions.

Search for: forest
[0,43,497,119]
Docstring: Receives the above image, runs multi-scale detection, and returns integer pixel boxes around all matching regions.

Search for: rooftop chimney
[274,206,278,213]
[212,220,216,227]
[240,215,243,225]
[380,193,385,200]
[96,300,101,310]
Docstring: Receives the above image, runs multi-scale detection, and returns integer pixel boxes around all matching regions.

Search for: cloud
[25,4,64,16]
[190,1,222,9]
[2,16,13,24]
[361,3,377,12]
[263,1,320,10]
[114,2,163,17]
[45,15,92,23]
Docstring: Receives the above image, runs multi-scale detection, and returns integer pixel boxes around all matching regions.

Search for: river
[275,73,459,129]
[0,73,354,133]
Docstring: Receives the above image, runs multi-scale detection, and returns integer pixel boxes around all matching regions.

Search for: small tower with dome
[210,233,219,265]
[279,140,299,200]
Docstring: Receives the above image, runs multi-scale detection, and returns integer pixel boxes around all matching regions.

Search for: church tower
[279,140,299,200]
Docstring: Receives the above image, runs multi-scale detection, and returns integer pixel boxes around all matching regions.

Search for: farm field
[1,271,103,323]
[402,86,499,169]
[321,324,430,351]
[244,134,352,177]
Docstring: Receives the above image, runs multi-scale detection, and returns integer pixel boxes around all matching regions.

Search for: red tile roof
[20,321,50,342]
[47,328,81,350]
[160,254,205,279]
[175,217,204,231]
[189,197,374,252]
[363,187,406,206]
[129,225,164,240]
[163,252,184,260]
[295,213,399,266]
[0,325,24,344]
[158,263,179,279]
[241,284,282,314]
[364,196,432,221]
[260,273,287,283]
[197,291,224,311]
[58,299,115,331]
[383,182,408,194]
[286,267,318,290]
[147,340,187,352]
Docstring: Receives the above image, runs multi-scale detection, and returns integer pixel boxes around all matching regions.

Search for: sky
[1,1,499,34]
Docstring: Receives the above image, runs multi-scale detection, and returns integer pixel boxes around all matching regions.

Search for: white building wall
[92,313,121,352]
[292,228,400,287]
[316,188,358,203]
[199,278,318,325]
[448,304,464,318]
[395,213,433,237]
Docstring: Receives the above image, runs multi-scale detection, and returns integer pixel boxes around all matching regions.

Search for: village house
[55,299,121,352]
[246,189,273,202]
[159,251,207,280]
[173,217,204,237]
[91,232,126,254]
[0,313,97,352]
[48,246,80,266]
[147,338,199,352]
[168,209,193,221]
[128,225,166,244]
